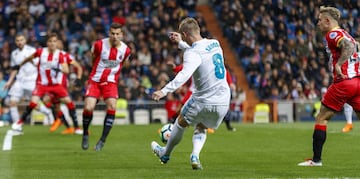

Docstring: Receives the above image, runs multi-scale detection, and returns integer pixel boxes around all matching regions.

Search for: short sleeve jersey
[89,38,131,83]
[325,27,359,80]
[33,48,65,85]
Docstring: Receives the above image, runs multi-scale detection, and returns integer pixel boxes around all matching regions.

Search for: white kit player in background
[151,17,230,170]
[4,34,53,134]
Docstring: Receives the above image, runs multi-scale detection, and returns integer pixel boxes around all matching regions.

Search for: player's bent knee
[177,116,189,128]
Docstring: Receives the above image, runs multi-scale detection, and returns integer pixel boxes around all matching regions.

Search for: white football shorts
[181,97,229,129]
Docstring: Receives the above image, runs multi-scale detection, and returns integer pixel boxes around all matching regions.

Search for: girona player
[11,33,79,134]
[81,23,131,151]
[46,40,83,134]
[298,6,360,166]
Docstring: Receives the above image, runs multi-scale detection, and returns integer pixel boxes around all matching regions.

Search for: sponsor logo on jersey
[102,59,120,68]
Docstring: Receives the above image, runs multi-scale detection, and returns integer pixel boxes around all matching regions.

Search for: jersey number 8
[212,53,225,79]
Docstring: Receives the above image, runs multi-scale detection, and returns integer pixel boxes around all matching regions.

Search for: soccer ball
[159,123,173,144]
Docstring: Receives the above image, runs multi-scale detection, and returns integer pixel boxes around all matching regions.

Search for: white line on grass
[2,130,13,151]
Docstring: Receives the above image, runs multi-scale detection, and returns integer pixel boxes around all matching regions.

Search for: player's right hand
[168,32,182,43]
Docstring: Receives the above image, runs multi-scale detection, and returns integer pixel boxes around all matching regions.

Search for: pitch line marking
[2,130,13,151]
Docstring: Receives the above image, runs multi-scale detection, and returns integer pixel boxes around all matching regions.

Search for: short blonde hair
[178,17,200,35]
[319,6,341,22]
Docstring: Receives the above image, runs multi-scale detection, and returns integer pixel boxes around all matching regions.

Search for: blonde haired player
[151,17,230,170]
[298,6,360,166]
[168,31,237,132]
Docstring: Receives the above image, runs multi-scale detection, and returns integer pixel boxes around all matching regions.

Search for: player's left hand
[335,64,347,79]
[152,90,165,102]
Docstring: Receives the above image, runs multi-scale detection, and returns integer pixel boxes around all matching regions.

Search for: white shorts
[8,81,35,102]
[181,98,229,129]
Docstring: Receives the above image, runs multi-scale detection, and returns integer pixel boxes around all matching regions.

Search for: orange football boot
[49,119,62,132]
[342,123,353,133]
[61,127,75,134]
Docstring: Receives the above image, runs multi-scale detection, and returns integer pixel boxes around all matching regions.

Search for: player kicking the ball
[151,17,230,170]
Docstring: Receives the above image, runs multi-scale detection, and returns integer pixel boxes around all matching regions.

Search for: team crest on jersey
[329,32,338,39]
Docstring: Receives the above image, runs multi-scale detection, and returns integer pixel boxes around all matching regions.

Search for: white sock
[344,103,353,124]
[38,104,51,115]
[192,128,207,156]
[38,104,54,124]
[164,121,185,156]
[10,106,19,123]
[60,104,69,120]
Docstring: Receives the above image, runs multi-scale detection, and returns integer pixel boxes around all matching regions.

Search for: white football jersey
[161,38,230,105]
[10,45,38,83]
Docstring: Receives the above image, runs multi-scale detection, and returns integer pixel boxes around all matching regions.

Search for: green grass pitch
[0,122,360,179]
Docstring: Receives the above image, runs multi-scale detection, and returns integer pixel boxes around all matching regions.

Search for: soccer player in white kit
[151,17,231,170]
[4,34,53,133]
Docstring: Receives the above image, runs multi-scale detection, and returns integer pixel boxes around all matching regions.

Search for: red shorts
[85,80,118,99]
[32,84,69,98]
[322,78,360,111]
[45,93,60,104]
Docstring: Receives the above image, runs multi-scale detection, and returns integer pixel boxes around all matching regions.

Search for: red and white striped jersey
[56,50,75,87]
[325,27,359,81]
[89,38,131,83]
[33,48,65,86]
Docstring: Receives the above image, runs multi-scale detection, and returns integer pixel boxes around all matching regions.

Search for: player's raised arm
[168,31,191,50]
